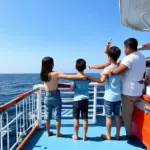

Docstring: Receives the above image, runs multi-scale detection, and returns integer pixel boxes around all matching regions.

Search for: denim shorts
[44,89,62,120]
[104,100,121,117]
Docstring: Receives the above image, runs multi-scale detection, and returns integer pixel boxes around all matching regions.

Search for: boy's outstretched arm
[88,62,110,69]
[57,72,85,80]
[88,74,107,83]
[88,40,112,70]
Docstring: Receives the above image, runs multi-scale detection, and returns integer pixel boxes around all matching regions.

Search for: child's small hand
[107,68,115,75]
[102,68,115,75]
[82,75,88,80]
[88,65,93,69]
[87,76,91,80]
[107,39,112,47]
[70,87,74,91]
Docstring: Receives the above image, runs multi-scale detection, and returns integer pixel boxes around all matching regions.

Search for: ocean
[0,73,100,104]
[0,73,102,149]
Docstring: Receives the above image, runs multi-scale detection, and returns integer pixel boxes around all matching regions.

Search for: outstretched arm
[111,64,128,74]
[104,39,112,54]
[57,72,84,80]
[88,74,107,83]
[88,40,112,70]
[103,56,130,75]
[88,62,110,69]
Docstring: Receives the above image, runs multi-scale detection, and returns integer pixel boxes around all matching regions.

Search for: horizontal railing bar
[96,114,105,116]
[60,92,74,94]
[58,84,70,88]
[61,99,103,103]
[41,105,100,109]
[61,114,104,117]
[36,82,105,90]
[2,113,22,131]
[10,141,18,150]
[62,109,103,112]
[61,100,73,103]
[62,98,73,100]
[60,91,104,94]
[0,88,39,113]
[97,97,104,99]
[2,109,38,131]
[0,84,74,113]
[61,105,103,107]
[1,81,149,150]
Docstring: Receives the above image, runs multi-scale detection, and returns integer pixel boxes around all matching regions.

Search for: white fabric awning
[119,0,150,31]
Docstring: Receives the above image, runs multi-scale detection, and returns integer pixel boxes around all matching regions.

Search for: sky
[0,0,150,73]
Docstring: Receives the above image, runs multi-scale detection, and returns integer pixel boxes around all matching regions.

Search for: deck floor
[23,117,146,150]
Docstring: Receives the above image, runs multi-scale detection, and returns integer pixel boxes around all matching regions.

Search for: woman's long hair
[40,57,54,82]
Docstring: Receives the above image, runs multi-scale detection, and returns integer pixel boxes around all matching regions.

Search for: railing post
[93,84,97,124]
[16,104,19,145]
[37,88,42,128]
[5,112,10,150]
[146,85,150,95]
[0,113,3,150]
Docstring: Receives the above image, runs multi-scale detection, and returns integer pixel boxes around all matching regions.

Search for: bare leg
[72,119,79,140]
[115,116,121,140]
[56,120,63,137]
[46,120,53,136]
[101,117,111,140]
[83,119,88,141]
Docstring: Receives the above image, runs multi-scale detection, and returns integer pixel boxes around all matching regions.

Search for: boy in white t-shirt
[88,46,122,140]
[108,38,146,139]
[89,38,146,139]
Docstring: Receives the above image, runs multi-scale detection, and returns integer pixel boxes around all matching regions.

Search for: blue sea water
[0,73,100,105]
[0,74,146,150]
[0,73,101,149]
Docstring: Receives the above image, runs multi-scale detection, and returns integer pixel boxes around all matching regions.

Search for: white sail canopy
[119,0,150,31]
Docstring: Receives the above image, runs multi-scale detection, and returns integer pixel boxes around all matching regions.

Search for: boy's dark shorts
[73,99,88,119]
[104,100,121,118]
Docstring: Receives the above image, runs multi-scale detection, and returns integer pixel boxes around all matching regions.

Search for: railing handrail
[1,82,150,113]
[34,82,104,89]
[0,82,149,150]
[0,88,39,113]
[0,84,71,113]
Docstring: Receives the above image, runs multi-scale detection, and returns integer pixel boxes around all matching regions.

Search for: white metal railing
[0,81,150,150]
[34,83,105,125]
[0,83,104,150]
[0,88,39,150]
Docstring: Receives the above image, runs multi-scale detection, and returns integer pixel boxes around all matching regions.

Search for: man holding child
[89,38,146,139]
